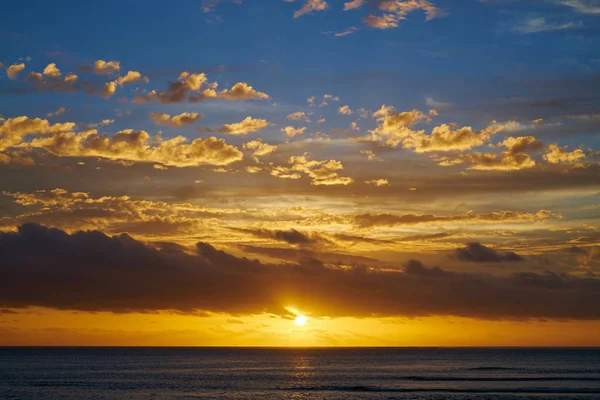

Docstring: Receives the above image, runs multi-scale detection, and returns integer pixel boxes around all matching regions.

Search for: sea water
[1,347,599,399]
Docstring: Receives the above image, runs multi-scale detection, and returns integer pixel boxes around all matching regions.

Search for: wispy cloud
[512,17,584,33]
[554,0,600,14]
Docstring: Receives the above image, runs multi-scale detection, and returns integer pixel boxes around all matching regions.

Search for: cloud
[6,63,25,80]
[198,116,270,135]
[1,224,600,320]
[361,150,377,160]
[150,112,203,127]
[425,96,451,109]
[363,13,400,28]
[269,166,302,180]
[0,117,242,167]
[201,0,244,13]
[365,178,390,186]
[47,107,67,118]
[309,93,341,107]
[436,136,543,171]
[217,82,270,100]
[0,116,75,152]
[268,155,354,185]
[27,130,243,167]
[323,26,360,37]
[42,63,61,78]
[134,73,268,104]
[281,126,307,137]
[94,60,120,75]
[235,228,327,246]
[114,71,148,86]
[101,81,117,98]
[344,0,365,10]
[403,123,509,153]
[286,111,311,122]
[367,105,431,147]
[363,0,445,29]
[26,69,79,93]
[65,73,78,83]
[288,155,354,185]
[133,72,210,103]
[293,0,328,18]
[512,17,584,34]
[243,139,277,157]
[543,144,586,164]
[454,242,524,262]
[0,188,240,236]
[338,105,354,115]
[354,209,557,228]
[553,0,600,14]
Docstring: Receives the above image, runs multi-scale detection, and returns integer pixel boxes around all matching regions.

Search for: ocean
[1,347,599,399]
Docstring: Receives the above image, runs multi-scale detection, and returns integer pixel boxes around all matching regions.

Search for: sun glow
[294,315,307,326]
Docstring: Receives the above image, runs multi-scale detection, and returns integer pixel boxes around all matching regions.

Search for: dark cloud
[454,242,524,262]
[1,224,600,320]
[568,245,588,254]
[331,233,396,245]
[234,228,330,246]
[237,244,380,265]
[353,210,555,228]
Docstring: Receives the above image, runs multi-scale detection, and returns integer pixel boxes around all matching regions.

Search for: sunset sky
[1,0,600,346]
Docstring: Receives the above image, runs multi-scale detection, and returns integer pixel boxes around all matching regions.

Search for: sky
[0,0,600,346]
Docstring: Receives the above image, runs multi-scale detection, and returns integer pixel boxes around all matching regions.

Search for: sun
[294,315,307,326]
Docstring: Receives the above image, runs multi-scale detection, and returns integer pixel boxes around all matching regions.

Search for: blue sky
[3,0,599,132]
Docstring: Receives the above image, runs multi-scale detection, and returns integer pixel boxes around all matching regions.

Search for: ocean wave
[395,376,600,382]
[464,366,600,374]
[466,367,519,371]
[283,385,600,394]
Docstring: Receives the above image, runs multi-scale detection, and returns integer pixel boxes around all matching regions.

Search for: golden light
[294,315,307,326]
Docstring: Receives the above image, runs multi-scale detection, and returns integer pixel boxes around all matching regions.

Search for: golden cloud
[404,123,510,153]
[287,155,354,185]
[544,144,586,165]
[0,117,242,168]
[365,178,390,186]
[294,0,328,18]
[26,129,243,167]
[217,82,269,100]
[286,111,310,122]
[101,81,117,98]
[339,105,354,115]
[354,209,558,228]
[344,0,364,11]
[150,112,203,127]
[199,116,270,135]
[94,60,121,75]
[281,126,307,137]
[437,136,543,171]
[243,139,277,157]
[0,188,236,236]
[7,63,25,80]
[47,107,67,118]
[42,63,61,78]
[0,116,76,152]
[114,70,148,86]
[64,73,78,83]
[364,0,444,29]
[134,74,268,104]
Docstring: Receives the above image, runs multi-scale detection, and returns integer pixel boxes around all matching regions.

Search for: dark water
[1,348,600,399]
